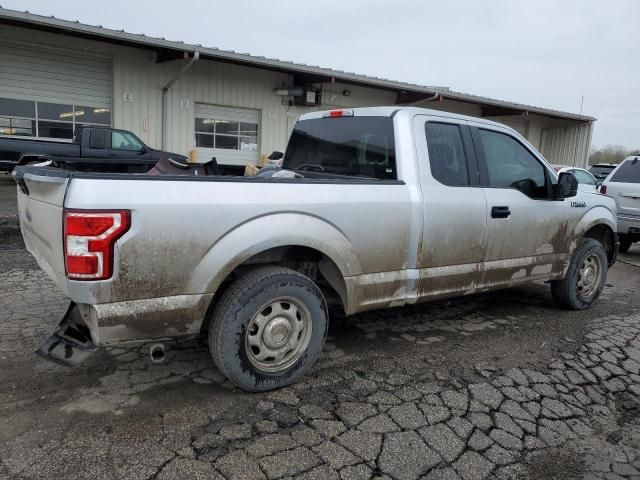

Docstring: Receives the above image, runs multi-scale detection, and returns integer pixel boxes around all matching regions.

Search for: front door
[413,116,488,300]
[109,130,148,161]
[470,123,569,286]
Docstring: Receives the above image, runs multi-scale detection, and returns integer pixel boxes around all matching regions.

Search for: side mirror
[556,171,578,199]
[595,180,602,188]
[268,151,283,161]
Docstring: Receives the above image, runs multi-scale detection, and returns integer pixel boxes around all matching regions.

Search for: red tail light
[600,185,607,195]
[64,210,130,280]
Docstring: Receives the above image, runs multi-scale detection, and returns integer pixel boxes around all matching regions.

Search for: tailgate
[13,166,70,289]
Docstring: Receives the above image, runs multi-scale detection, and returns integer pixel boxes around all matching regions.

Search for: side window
[425,122,469,186]
[89,129,108,149]
[478,129,548,199]
[571,169,596,186]
[111,131,143,151]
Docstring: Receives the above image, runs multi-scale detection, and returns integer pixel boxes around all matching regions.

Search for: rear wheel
[619,235,632,253]
[551,238,608,310]
[208,266,328,392]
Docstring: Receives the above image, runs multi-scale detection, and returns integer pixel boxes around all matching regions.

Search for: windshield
[589,165,615,177]
[283,116,396,180]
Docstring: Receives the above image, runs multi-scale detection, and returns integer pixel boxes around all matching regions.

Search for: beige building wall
[1,24,592,167]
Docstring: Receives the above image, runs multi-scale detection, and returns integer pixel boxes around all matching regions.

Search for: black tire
[619,235,632,253]
[208,266,328,392]
[551,238,608,310]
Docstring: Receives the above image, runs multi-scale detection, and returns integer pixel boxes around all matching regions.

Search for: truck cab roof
[297,106,519,134]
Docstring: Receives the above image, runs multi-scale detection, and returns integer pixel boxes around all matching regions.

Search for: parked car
[589,163,618,181]
[556,166,601,193]
[14,106,618,391]
[601,155,640,252]
[0,126,186,173]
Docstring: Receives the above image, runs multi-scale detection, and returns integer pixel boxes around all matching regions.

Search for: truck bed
[14,164,412,341]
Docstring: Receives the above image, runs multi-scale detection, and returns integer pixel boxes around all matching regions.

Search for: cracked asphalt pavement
[2,174,640,480]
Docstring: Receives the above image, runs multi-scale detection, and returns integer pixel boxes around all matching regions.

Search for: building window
[0,97,110,140]
[195,118,258,152]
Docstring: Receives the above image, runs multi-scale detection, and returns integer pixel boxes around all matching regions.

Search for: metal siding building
[0,7,595,167]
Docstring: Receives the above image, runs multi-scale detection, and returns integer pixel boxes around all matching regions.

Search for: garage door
[195,104,260,165]
[0,42,112,107]
[0,42,112,139]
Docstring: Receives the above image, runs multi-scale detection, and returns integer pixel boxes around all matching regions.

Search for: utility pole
[579,95,584,115]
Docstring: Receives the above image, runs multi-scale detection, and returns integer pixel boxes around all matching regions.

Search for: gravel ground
[1,174,640,480]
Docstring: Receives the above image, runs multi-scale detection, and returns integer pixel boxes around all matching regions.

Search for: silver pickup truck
[14,107,618,391]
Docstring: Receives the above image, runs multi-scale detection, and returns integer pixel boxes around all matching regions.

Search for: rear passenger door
[470,124,569,285]
[84,128,109,158]
[414,116,488,300]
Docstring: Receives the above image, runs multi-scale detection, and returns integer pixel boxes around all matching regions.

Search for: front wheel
[208,266,328,392]
[551,238,608,310]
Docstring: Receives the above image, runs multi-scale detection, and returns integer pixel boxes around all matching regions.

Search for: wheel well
[584,224,616,265]
[201,246,348,333]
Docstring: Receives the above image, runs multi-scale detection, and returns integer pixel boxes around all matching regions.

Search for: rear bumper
[36,294,213,366]
[617,214,640,235]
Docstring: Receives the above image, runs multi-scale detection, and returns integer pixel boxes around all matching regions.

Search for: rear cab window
[610,158,640,183]
[283,116,396,180]
[590,165,616,178]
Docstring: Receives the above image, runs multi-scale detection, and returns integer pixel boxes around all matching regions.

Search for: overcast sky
[4,0,639,149]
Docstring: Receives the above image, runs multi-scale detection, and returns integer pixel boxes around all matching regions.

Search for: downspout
[403,92,441,106]
[161,51,200,150]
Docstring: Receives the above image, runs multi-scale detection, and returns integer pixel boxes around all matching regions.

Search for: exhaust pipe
[149,343,165,364]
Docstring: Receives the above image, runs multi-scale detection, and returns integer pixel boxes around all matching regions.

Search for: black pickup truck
[0,126,186,173]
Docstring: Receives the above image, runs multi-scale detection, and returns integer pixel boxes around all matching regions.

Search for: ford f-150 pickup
[14,107,618,391]
[1,125,186,173]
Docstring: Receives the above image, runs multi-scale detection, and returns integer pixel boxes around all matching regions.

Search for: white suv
[601,156,640,252]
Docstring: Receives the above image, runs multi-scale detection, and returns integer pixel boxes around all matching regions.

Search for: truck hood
[151,150,188,162]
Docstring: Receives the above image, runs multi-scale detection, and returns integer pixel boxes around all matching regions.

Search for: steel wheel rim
[245,296,312,373]
[577,253,602,301]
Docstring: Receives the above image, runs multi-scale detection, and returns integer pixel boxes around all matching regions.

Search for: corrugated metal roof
[0,6,596,122]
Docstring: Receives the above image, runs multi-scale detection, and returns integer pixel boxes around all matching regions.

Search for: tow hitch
[36,302,97,367]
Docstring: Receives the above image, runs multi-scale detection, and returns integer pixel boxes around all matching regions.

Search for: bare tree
[589,145,638,165]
